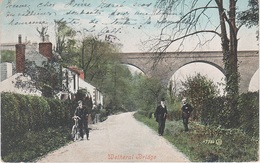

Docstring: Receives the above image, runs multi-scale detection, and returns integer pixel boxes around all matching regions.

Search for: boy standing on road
[74,100,89,140]
[154,98,168,136]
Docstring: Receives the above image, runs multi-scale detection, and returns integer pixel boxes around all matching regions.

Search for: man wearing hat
[181,98,194,131]
[154,98,168,136]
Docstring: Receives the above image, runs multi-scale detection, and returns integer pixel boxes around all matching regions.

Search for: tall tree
[237,0,259,39]
[54,19,77,65]
[78,36,120,83]
[145,0,255,128]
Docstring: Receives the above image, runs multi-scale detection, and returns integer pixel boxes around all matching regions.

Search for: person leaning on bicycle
[74,100,89,140]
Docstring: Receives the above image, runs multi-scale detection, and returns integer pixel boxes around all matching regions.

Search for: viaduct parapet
[120,51,259,93]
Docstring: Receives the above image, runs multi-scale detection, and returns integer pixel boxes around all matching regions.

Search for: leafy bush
[1,92,74,161]
[45,98,74,128]
[237,91,259,137]
[200,92,259,137]
[179,73,219,121]
[201,96,225,126]
[27,95,51,131]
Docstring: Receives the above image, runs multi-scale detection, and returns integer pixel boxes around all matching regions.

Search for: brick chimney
[39,42,53,59]
[15,35,25,73]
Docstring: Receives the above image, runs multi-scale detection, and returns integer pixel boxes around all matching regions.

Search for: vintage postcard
[0,0,259,162]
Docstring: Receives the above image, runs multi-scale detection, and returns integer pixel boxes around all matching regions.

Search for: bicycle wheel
[71,125,77,141]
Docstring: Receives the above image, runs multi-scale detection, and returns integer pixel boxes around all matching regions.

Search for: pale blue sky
[0,0,156,51]
[0,0,258,52]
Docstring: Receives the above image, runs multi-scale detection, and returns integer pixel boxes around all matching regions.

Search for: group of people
[75,96,193,140]
[154,98,194,136]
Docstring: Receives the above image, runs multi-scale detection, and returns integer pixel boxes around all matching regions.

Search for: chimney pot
[18,34,22,44]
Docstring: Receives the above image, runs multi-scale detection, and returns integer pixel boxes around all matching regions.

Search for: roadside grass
[134,112,259,162]
[2,127,72,162]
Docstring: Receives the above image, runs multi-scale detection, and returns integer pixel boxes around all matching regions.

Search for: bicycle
[71,115,81,141]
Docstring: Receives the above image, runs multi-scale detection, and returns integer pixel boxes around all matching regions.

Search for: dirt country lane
[38,112,190,162]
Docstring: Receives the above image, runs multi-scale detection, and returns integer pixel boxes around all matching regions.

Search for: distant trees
[131,74,166,112]
[101,64,134,113]
[1,50,15,63]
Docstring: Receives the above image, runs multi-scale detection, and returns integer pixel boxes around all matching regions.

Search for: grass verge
[134,112,259,162]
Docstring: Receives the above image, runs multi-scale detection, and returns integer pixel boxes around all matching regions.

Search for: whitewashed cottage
[0,35,103,108]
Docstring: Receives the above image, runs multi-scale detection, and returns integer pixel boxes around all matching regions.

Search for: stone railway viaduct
[120,51,259,93]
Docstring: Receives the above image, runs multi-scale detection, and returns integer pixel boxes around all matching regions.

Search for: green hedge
[1,92,75,159]
[201,96,225,126]
[1,93,74,134]
[200,92,259,137]
[237,92,259,137]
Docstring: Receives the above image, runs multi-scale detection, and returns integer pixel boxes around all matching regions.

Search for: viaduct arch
[120,51,259,93]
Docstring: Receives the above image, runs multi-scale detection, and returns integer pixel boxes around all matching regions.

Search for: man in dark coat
[154,98,168,136]
[181,98,194,132]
